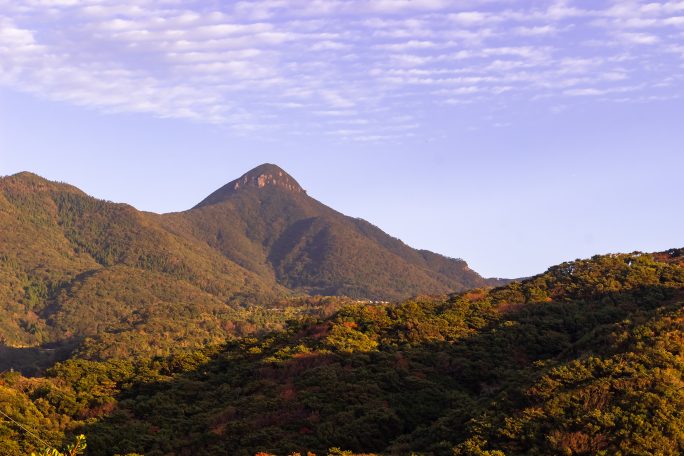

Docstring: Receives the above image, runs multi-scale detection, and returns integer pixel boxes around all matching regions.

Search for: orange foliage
[497,301,525,314]
[463,290,487,301]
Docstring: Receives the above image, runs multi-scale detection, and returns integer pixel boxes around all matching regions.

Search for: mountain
[0,165,499,365]
[0,171,293,364]
[163,163,499,300]
[3,248,684,455]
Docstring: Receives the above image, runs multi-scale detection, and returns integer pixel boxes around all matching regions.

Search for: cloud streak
[0,0,682,141]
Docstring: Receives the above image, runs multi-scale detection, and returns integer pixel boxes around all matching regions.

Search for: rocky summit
[195,163,306,208]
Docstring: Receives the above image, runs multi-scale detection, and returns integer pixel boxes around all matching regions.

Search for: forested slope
[0,172,284,366]
[2,249,683,455]
[164,163,498,300]
[0,166,499,367]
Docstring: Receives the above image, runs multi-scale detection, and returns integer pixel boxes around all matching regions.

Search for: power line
[0,408,53,449]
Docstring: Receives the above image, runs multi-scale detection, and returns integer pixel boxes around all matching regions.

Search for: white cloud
[0,0,680,142]
[311,40,349,50]
[514,25,557,36]
[664,15,684,25]
[449,11,490,26]
[376,40,437,51]
[320,90,355,108]
[618,32,660,44]
[564,84,642,96]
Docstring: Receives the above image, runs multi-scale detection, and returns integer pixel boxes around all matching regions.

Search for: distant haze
[1,0,683,278]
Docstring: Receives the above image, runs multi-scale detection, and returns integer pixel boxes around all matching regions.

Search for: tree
[31,434,86,456]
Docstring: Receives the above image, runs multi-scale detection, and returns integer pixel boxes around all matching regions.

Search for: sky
[1,0,683,278]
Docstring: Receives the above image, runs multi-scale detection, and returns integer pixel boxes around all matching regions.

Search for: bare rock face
[240,167,303,192]
[195,164,305,208]
[257,175,267,188]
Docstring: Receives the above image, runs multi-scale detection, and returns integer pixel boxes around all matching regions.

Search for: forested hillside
[164,163,498,299]
[0,171,287,368]
[2,249,683,455]
[0,166,498,367]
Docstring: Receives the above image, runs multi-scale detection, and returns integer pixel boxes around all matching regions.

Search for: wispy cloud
[0,0,682,141]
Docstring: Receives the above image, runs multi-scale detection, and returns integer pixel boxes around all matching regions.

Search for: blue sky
[1,0,683,278]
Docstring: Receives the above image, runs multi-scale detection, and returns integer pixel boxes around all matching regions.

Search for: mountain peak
[194,164,305,208]
[236,164,304,192]
[2,171,84,196]
[7,171,48,184]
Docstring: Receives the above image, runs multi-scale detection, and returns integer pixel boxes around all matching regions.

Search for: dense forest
[2,248,683,455]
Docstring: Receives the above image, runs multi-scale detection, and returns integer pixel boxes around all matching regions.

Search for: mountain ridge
[3,166,505,299]
[0,165,503,361]
[172,163,502,299]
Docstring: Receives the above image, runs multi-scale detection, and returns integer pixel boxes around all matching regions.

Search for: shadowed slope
[80,249,684,456]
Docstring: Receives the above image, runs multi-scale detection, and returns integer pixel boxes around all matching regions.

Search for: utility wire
[0,408,53,449]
